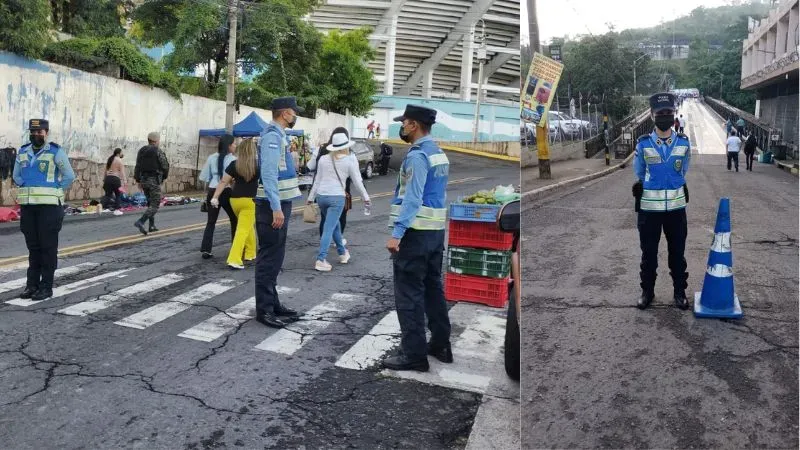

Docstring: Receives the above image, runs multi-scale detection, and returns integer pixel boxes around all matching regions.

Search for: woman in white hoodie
[307,131,370,272]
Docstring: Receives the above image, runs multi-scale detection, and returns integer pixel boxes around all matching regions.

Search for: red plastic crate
[444,272,509,308]
[447,220,514,251]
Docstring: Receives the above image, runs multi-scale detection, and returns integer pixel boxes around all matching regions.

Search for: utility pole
[225,0,238,134]
[528,0,550,179]
[472,21,487,144]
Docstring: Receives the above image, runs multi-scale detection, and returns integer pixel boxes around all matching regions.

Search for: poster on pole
[520,52,564,127]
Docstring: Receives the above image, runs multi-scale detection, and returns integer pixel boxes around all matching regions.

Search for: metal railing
[705,96,795,160]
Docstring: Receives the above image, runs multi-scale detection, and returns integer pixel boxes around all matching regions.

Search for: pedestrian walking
[133,132,169,235]
[253,97,303,329]
[376,123,381,139]
[199,134,237,259]
[743,129,757,171]
[306,130,370,272]
[726,129,742,172]
[211,138,259,270]
[631,93,691,311]
[307,127,353,245]
[673,116,680,131]
[12,119,75,301]
[103,148,127,214]
[736,117,746,136]
[678,114,686,134]
[367,120,375,139]
[383,104,451,372]
[725,118,733,135]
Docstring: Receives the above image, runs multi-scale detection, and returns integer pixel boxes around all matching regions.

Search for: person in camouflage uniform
[133,131,169,235]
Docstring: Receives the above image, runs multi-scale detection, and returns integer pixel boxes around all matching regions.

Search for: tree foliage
[49,0,129,38]
[0,0,52,59]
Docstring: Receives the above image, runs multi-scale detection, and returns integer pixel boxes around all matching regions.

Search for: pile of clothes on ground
[0,195,200,223]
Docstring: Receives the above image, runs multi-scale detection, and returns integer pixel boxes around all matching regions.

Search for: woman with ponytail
[199,134,237,259]
[103,148,127,214]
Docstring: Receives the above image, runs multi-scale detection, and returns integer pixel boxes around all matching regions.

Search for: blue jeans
[316,195,346,261]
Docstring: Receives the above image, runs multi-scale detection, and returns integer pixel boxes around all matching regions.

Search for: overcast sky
[522,0,738,45]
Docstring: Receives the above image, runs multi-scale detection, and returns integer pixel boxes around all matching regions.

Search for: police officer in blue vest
[384,105,452,372]
[253,97,303,328]
[12,119,75,300]
[632,93,691,310]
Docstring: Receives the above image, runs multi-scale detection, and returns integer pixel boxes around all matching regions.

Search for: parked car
[350,141,376,179]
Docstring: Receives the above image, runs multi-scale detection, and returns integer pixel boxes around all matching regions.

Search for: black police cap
[649,93,676,113]
[271,96,304,114]
[29,119,49,131]
[393,105,437,125]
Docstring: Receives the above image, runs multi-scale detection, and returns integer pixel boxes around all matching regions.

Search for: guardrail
[704,96,796,160]
[584,109,650,158]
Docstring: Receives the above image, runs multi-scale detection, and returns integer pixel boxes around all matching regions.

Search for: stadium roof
[308,0,520,105]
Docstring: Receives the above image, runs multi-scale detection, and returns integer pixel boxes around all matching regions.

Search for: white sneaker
[339,250,351,264]
[228,263,245,270]
[330,238,347,248]
[113,210,123,216]
[315,260,332,272]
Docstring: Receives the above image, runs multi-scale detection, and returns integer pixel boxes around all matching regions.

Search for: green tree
[0,0,52,59]
[49,0,128,38]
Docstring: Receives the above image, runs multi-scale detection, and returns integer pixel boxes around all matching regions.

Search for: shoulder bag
[331,154,352,211]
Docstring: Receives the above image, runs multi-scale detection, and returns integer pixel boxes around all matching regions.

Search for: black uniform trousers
[20,204,65,290]
[393,229,451,360]
[637,209,688,295]
[254,200,292,315]
[200,188,237,253]
[726,152,739,171]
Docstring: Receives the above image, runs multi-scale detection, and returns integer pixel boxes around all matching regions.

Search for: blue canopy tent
[195,112,307,187]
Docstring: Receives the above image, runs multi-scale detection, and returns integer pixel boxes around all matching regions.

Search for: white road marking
[57,273,185,316]
[114,279,242,330]
[178,297,254,342]
[451,312,506,362]
[0,262,29,276]
[335,311,400,370]
[5,269,133,306]
[255,293,364,355]
[0,262,98,294]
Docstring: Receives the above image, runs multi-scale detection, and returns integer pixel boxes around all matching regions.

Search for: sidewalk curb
[774,159,799,176]
[522,152,635,201]
[380,138,520,162]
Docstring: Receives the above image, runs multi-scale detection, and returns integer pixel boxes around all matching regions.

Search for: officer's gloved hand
[632,181,643,197]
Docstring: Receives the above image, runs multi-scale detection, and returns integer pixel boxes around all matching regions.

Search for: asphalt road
[521,99,799,448]
[0,152,520,449]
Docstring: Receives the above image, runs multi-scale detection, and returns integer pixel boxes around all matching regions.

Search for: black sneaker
[637,292,654,310]
[427,342,454,363]
[201,252,213,260]
[134,221,147,236]
[20,287,37,299]
[149,226,159,232]
[381,354,429,372]
[274,305,299,318]
[31,288,53,301]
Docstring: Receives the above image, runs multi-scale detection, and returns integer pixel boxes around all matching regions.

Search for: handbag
[303,203,318,223]
[200,200,208,213]
[330,155,352,211]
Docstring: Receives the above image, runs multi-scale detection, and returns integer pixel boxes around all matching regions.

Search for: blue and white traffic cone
[694,198,742,319]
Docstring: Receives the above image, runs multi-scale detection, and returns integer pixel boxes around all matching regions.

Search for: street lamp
[633,52,654,95]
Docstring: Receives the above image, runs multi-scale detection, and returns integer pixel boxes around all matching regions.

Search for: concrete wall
[521,141,586,168]
[350,95,518,143]
[443,141,521,158]
[0,51,347,204]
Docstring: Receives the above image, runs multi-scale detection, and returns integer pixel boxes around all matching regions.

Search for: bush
[42,36,182,99]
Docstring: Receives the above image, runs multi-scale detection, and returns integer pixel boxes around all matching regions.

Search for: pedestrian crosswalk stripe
[335,311,400,370]
[178,297,254,342]
[255,294,361,355]
[114,279,242,330]
[58,273,185,316]
[5,268,133,307]
[451,312,506,362]
[0,262,99,294]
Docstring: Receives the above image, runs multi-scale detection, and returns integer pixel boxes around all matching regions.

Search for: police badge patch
[674,159,682,172]
[38,161,47,173]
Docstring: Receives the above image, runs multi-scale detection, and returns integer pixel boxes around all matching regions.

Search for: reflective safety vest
[257,126,301,202]
[389,139,449,231]
[16,143,66,205]
[637,132,690,212]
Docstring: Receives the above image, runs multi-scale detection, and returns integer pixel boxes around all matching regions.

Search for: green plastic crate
[447,247,511,279]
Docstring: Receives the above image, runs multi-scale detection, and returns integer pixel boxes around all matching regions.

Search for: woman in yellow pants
[210,138,260,269]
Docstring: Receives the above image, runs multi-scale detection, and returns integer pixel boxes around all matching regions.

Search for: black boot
[149,217,158,232]
[382,354,429,372]
[427,341,454,363]
[134,218,148,235]
[674,291,690,310]
[20,286,37,299]
[637,291,654,310]
[255,313,286,329]
[31,287,53,301]
[274,305,299,318]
